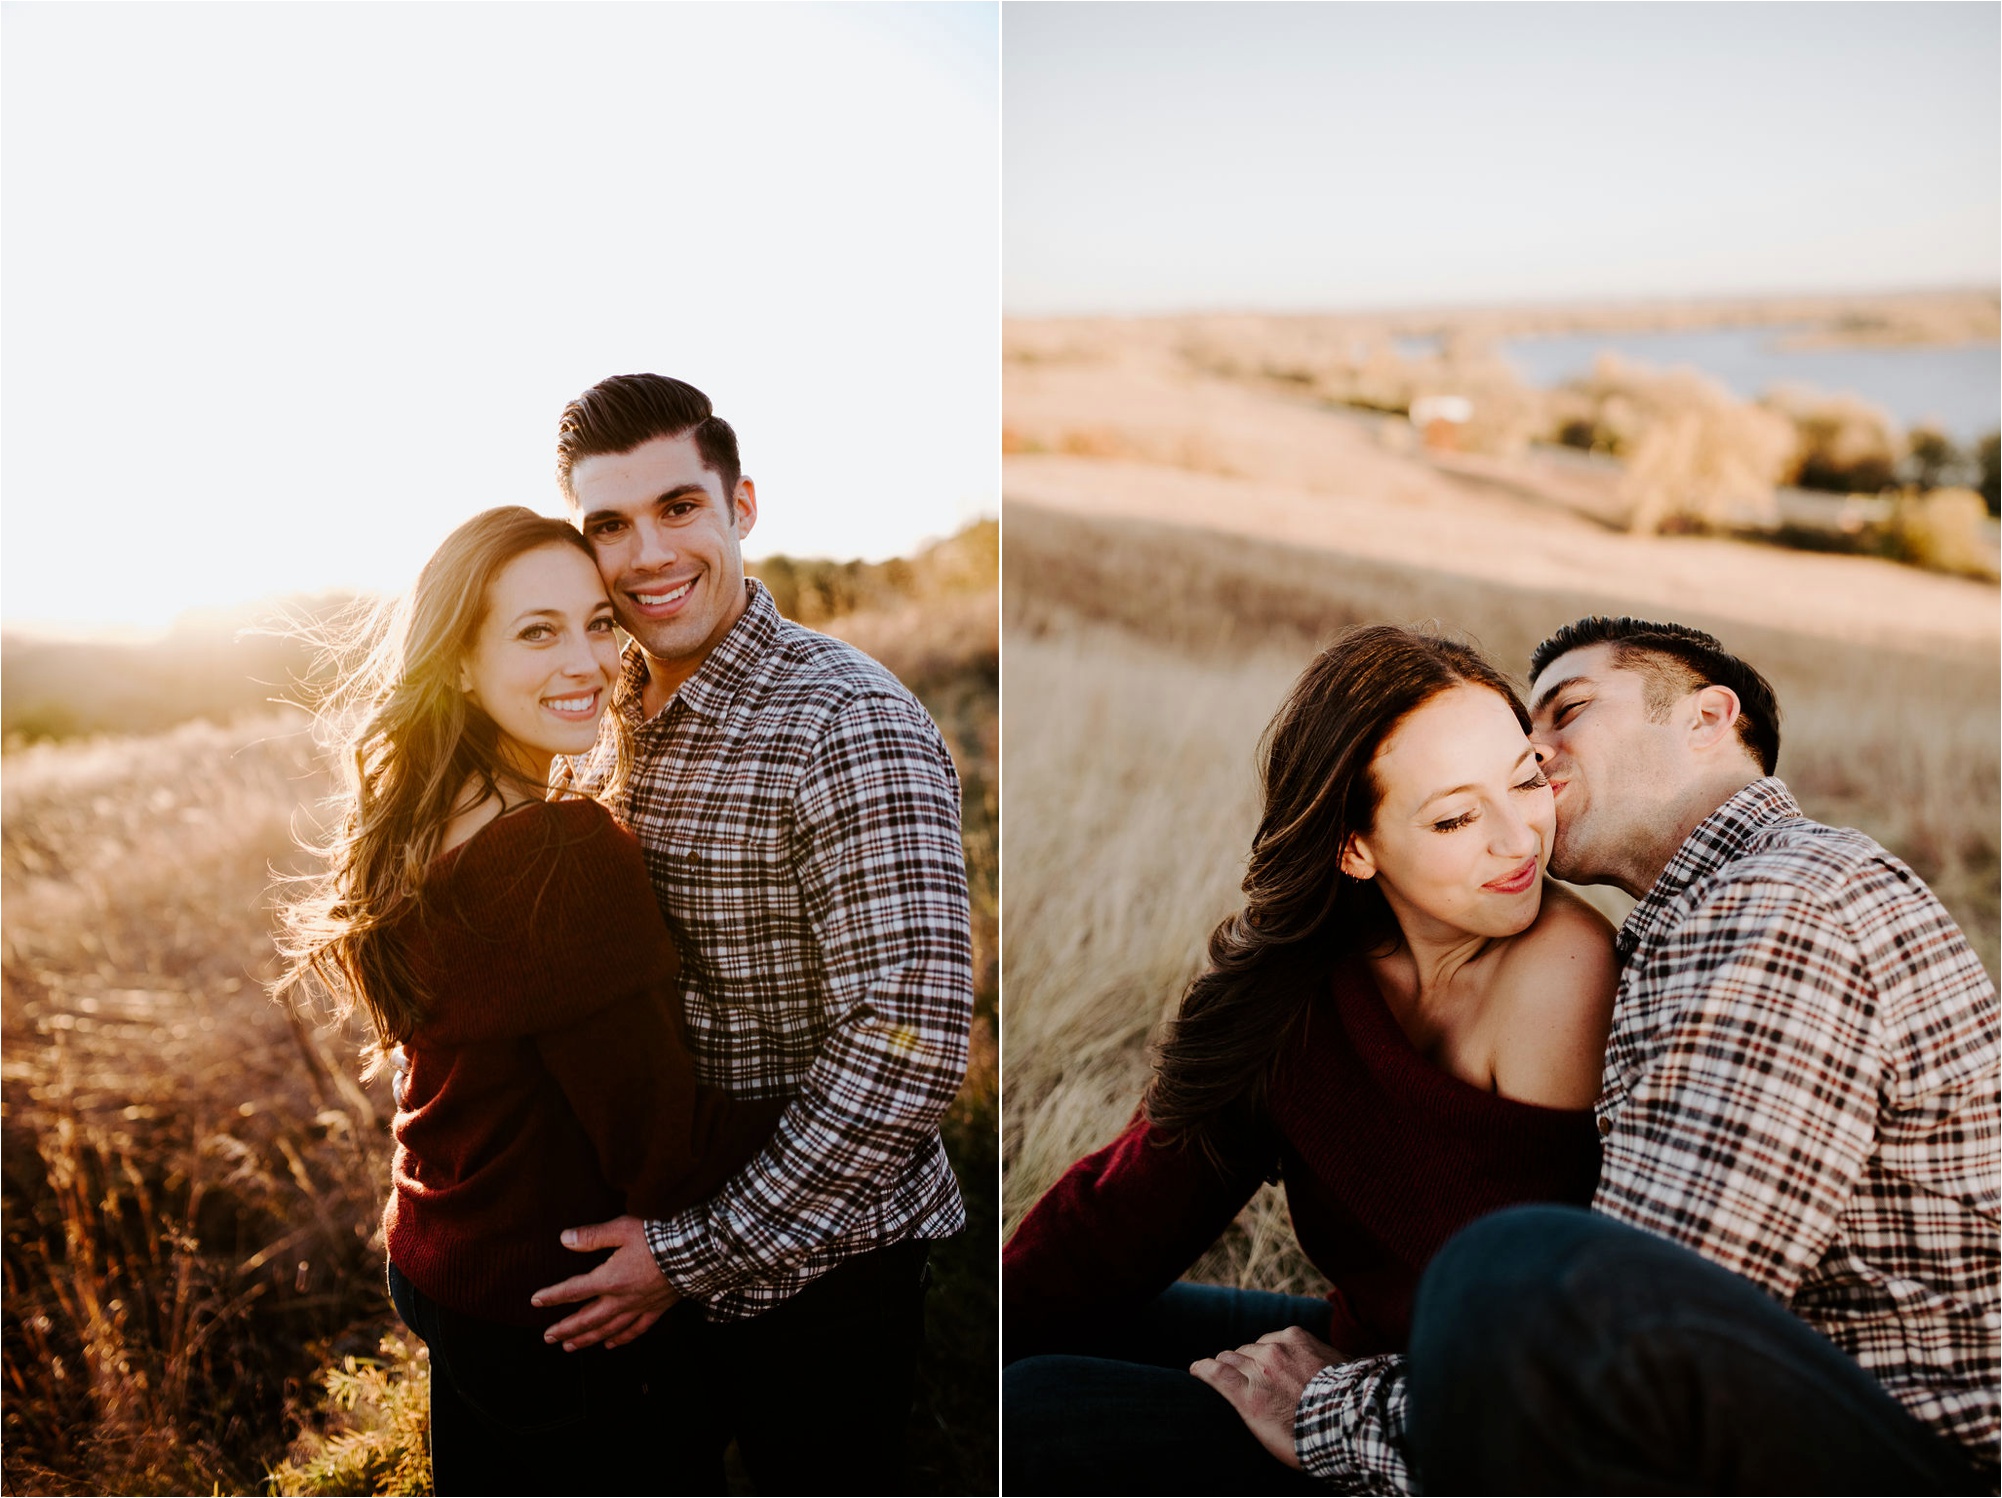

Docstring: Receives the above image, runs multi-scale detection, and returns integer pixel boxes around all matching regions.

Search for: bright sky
[4,3,997,634]
[1006,2,2000,315]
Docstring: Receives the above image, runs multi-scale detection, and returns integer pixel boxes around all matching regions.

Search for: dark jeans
[1004,1281,1335,1495]
[393,1238,931,1495]
[692,1235,933,1495]
[1407,1205,1990,1496]
[387,1261,714,1496]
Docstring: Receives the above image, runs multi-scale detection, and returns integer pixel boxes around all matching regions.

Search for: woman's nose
[1493,802,1540,858]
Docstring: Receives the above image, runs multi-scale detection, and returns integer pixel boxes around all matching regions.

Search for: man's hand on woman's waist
[530,1214,681,1350]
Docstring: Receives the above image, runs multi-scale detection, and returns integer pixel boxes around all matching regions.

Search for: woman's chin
[1479,887,1544,939]
[522,721,605,762]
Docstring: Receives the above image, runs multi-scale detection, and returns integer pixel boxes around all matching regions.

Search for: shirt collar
[614,577,781,727]
[1617,776,1802,962]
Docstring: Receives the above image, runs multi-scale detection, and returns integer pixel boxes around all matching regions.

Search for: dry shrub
[1889,488,2000,581]
[268,1333,432,1497]
[748,519,996,628]
[1762,383,1903,494]
[1002,502,1999,1301]
[1553,355,1796,532]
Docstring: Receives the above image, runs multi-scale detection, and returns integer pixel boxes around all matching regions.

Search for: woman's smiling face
[460,542,622,776]
[1340,683,1556,943]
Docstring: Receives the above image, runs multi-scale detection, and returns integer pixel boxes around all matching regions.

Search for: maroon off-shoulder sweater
[382,798,783,1328]
[1004,956,1602,1359]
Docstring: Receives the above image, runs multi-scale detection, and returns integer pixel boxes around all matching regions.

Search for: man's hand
[528,1215,681,1351]
[1189,1325,1344,1470]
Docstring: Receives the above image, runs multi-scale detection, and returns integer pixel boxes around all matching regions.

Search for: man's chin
[618,617,698,661]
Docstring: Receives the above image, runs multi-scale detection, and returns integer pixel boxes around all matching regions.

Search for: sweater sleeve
[533,993,785,1220]
[1003,1109,1269,1362]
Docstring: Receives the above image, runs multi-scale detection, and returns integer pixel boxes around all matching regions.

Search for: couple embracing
[1006,619,1997,1493]
[279,375,973,1494]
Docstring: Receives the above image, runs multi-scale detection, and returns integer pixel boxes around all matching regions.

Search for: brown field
[1001,499,2000,1297]
[2,550,998,1496]
[1004,302,2002,557]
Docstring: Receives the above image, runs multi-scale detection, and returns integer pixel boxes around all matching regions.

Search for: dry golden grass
[1002,502,2000,1297]
[1,713,393,1494]
[3,580,999,1494]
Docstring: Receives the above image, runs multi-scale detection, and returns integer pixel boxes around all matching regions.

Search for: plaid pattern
[1298,778,1999,1487]
[557,580,971,1321]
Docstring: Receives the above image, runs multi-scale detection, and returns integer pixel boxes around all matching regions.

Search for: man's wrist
[643,1208,743,1303]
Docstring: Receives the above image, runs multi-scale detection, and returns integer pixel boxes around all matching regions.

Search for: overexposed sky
[1006,2,2000,315]
[4,3,998,633]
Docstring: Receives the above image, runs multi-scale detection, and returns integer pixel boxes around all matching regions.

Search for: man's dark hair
[555,374,742,503]
[1529,616,1781,775]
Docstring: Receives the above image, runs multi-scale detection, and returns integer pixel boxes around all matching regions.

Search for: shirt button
[1596,1115,1613,1138]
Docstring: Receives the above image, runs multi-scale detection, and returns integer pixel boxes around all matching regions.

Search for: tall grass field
[1002,501,1999,1294]
[2,527,998,1495]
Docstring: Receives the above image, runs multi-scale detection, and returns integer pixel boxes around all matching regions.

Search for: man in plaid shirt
[1196,617,1996,1494]
[526,374,972,1491]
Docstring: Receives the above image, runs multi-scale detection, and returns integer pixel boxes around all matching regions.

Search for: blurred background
[3,5,996,1493]
[1002,2,1999,1302]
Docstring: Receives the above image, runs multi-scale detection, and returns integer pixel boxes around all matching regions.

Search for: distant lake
[1495,326,2000,442]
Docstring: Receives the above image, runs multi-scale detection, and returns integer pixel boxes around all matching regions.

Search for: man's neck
[639,650,700,720]
[1624,766,1765,899]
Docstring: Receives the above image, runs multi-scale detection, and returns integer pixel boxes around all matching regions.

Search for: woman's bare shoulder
[1502,885,1617,1002]
[1487,883,1618,1109]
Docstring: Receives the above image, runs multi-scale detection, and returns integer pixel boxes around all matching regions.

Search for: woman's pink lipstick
[1484,858,1538,895]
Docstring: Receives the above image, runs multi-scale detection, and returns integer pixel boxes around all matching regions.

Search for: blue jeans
[1407,1206,1990,1495]
[1004,1281,1334,1494]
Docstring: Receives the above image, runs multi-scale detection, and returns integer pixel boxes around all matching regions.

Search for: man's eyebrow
[1532,675,1590,718]
[1418,748,1537,810]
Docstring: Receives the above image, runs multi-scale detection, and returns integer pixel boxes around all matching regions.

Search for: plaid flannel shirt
[1296,778,2000,1489]
[556,579,971,1321]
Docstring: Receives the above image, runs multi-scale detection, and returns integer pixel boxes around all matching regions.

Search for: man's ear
[1685,684,1744,755]
[1339,833,1377,882]
[732,477,758,540]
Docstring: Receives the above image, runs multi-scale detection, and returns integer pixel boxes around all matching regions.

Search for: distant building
[1410,394,1473,452]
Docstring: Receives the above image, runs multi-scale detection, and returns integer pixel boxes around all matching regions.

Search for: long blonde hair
[273,506,631,1065]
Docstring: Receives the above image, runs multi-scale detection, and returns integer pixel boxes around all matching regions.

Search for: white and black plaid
[1297,778,1999,1489]
[557,580,971,1321]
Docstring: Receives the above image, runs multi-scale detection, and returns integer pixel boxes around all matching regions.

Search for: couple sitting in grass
[279,375,973,1496]
[1005,617,1996,1495]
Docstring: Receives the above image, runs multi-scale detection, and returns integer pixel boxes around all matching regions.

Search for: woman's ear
[1339,833,1377,882]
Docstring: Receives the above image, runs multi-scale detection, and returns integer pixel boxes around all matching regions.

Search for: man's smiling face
[568,431,757,684]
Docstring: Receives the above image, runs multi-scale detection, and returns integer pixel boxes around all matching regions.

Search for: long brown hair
[1144,625,1530,1155]
[272,506,630,1068]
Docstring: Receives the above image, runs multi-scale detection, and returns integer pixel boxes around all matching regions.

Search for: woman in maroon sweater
[1004,626,1616,1493]
[276,508,778,1495]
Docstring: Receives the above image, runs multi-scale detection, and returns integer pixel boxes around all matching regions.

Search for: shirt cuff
[1294,1355,1413,1495]
[643,1206,748,1304]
